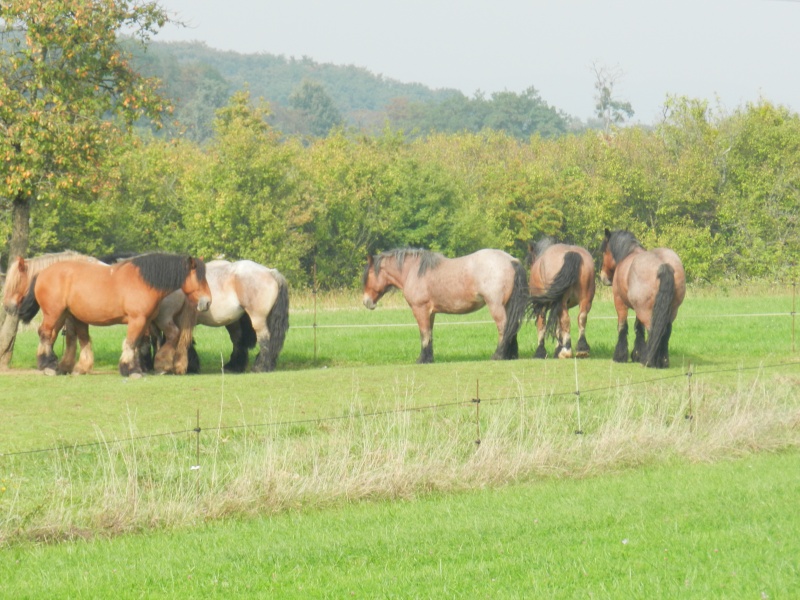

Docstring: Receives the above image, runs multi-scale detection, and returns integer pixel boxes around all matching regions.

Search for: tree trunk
[0,194,32,369]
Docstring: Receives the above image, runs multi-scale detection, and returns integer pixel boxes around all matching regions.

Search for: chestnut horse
[527,237,596,359]
[157,259,290,373]
[17,253,211,377]
[2,251,102,370]
[362,248,528,363]
[600,229,686,368]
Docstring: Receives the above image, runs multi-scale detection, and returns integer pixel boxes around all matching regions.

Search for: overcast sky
[154,0,800,123]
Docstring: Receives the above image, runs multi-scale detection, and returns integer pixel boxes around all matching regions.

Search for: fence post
[472,379,481,446]
[685,362,694,429]
[193,409,201,501]
[791,281,796,353]
[313,259,318,363]
[573,356,583,435]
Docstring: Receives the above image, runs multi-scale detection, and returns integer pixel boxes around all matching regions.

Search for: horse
[159,259,289,373]
[526,237,596,359]
[362,248,528,363]
[599,229,686,368]
[17,253,211,377]
[2,251,103,371]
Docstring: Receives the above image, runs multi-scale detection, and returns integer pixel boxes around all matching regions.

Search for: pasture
[1,284,798,597]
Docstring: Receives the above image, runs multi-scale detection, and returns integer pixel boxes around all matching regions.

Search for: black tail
[643,264,675,368]
[498,260,528,359]
[265,274,290,366]
[18,274,40,324]
[528,251,582,340]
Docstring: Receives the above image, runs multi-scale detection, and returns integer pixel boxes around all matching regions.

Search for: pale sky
[154,0,800,123]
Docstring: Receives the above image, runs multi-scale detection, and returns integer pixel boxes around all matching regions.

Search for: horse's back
[627,249,685,314]
[200,259,284,326]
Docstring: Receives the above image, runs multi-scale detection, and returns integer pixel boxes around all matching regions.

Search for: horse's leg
[37,312,67,375]
[533,313,547,359]
[575,298,591,358]
[72,320,95,375]
[119,318,146,378]
[153,317,179,374]
[57,317,79,374]
[226,319,252,373]
[631,318,647,364]
[556,303,573,359]
[488,302,509,360]
[412,308,435,364]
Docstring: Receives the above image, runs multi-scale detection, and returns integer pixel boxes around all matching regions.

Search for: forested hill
[129,40,575,141]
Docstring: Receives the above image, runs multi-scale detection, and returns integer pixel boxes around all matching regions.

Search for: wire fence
[2,358,797,460]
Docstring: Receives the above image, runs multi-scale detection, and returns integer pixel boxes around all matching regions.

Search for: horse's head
[182,257,212,312]
[2,256,29,314]
[362,255,391,310]
[599,228,616,286]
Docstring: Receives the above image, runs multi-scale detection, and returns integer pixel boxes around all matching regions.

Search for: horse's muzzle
[2,301,18,315]
[363,297,377,310]
[600,273,612,286]
[197,297,211,312]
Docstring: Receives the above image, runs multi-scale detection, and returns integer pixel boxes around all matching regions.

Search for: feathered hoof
[43,367,57,377]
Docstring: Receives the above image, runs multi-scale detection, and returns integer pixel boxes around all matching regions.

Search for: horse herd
[1,229,685,377]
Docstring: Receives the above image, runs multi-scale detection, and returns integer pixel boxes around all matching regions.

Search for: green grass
[2,451,798,599]
[0,285,798,596]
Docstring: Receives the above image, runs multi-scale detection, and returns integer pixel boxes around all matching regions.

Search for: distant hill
[128,40,575,141]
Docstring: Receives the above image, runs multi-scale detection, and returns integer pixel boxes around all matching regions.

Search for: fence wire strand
[2,359,797,459]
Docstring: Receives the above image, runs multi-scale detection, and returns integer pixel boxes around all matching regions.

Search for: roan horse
[600,229,686,368]
[17,253,211,377]
[527,237,596,359]
[362,248,528,363]
[159,259,290,373]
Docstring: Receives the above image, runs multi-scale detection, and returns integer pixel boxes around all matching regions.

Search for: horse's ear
[16,255,26,273]
[366,255,374,268]
[188,257,197,270]
[604,228,612,239]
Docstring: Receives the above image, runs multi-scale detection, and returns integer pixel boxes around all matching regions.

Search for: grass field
[1,284,798,597]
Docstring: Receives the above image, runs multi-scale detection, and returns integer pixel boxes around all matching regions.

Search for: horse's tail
[643,264,675,368]
[499,260,528,359]
[265,273,290,366]
[528,251,582,340]
[18,274,40,324]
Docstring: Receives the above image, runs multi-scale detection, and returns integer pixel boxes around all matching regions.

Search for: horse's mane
[2,251,96,298]
[366,248,444,283]
[528,237,557,264]
[603,230,643,262]
[128,253,207,292]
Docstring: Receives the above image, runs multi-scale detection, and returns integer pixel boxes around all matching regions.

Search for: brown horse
[362,248,528,363]
[2,251,102,370]
[600,229,686,368]
[17,253,211,377]
[527,237,596,359]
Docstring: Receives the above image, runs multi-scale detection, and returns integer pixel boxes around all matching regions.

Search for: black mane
[527,236,557,264]
[129,253,206,292]
[602,230,643,263]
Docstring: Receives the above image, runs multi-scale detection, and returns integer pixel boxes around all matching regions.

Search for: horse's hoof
[575,351,589,359]
[43,367,57,377]
[128,372,144,380]
[558,349,573,359]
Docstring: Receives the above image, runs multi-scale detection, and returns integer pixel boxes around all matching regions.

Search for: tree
[592,63,634,132]
[288,79,344,137]
[0,0,170,367]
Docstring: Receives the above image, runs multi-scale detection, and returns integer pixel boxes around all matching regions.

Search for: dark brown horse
[600,229,686,368]
[18,253,211,377]
[362,248,528,363]
[527,237,596,359]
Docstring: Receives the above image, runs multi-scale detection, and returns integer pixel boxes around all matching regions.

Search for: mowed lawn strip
[2,450,798,599]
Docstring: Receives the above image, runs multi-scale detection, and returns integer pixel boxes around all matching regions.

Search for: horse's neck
[382,258,416,288]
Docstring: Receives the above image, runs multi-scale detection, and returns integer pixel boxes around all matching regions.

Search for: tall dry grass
[2,367,797,545]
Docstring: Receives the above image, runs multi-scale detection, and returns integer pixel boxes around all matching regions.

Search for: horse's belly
[197,297,244,327]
